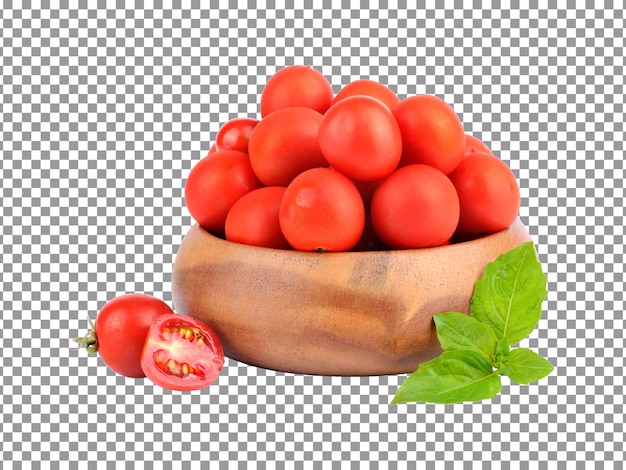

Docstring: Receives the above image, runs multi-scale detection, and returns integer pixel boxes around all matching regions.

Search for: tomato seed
[155,354,200,378]
[166,359,178,374]
[155,350,166,364]
[163,325,203,343]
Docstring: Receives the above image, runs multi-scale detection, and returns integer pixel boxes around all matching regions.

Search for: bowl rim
[185,218,527,259]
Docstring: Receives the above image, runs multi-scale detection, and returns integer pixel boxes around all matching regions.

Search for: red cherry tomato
[248,107,328,186]
[184,150,263,235]
[215,117,259,154]
[393,94,465,174]
[207,143,217,155]
[332,79,400,111]
[319,96,402,182]
[225,186,291,249]
[464,133,492,155]
[260,65,334,117]
[370,164,460,249]
[141,313,224,391]
[447,151,520,237]
[279,167,365,252]
[74,293,174,378]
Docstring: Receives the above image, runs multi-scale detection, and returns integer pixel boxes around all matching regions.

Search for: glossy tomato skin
[184,150,263,235]
[319,96,402,182]
[248,107,328,186]
[447,151,520,237]
[393,94,465,174]
[141,313,224,392]
[370,164,460,249]
[215,117,259,154]
[279,167,365,252]
[464,133,492,155]
[332,79,400,111]
[260,65,334,117]
[225,186,291,249]
[94,293,174,378]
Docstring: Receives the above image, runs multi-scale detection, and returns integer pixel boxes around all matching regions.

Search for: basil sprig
[392,241,553,405]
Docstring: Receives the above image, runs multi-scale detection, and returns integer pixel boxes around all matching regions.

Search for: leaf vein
[503,245,528,339]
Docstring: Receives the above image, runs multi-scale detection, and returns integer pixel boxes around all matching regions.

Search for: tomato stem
[74,317,99,354]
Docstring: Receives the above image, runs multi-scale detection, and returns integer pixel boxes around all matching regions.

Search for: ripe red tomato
[225,186,291,249]
[248,106,328,186]
[332,79,400,111]
[393,95,465,174]
[215,117,259,154]
[370,164,460,249]
[141,313,224,391]
[319,96,402,182]
[260,65,334,117]
[184,150,263,235]
[279,167,365,252]
[447,151,520,237]
[74,293,174,378]
[464,133,492,155]
[207,143,217,155]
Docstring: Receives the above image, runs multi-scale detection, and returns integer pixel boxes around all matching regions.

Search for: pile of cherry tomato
[76,66,521,392]
[185,65,521,252]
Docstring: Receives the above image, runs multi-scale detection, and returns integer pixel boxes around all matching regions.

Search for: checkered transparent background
[2,2,624,467]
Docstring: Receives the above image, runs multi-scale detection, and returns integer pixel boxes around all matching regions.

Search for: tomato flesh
[141,314,224,391]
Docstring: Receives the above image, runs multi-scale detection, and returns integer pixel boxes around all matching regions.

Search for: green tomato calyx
[74,317,99,354]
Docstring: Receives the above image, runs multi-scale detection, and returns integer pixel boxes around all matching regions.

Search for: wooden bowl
[171,219,531,376]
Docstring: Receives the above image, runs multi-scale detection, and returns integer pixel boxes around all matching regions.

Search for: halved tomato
[141,314,224,391]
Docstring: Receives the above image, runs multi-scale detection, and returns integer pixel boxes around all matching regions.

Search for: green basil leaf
[494,336,510,365]
[499,348,554,384]
[391,350,502,405]
[470,241,548,346]
[433,312,498,363]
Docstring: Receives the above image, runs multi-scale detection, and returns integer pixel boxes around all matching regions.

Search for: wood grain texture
[172,219,532,376]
